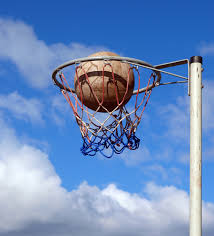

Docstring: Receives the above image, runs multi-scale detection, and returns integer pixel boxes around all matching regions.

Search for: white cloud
[0,91,43,123]
[142,164,168,180]
[0,90,78,126]
[155,79,214,140]
[142,164,184,185]
[50,95,73,126]
[203,80,214,131]
[0,116,214,236]
[0,18,108,89]
[158,95,189,141]
[199,42,214,56]
[120,145,151,166]
[152,79,214,163]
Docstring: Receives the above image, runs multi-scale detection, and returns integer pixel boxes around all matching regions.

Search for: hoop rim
[52,56,161,95]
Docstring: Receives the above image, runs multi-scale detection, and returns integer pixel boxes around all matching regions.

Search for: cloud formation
[199,42,214,56]
[0,18,108,89]
[0,116,214,236]
[149,79,214,163]
[49,95,73,126]
[0,91,43,123]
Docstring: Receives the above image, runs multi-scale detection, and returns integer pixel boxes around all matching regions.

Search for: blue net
[76,105,143,158]
[80,118,140,158]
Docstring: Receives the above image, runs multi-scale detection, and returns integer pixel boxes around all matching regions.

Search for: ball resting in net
[74,52,135,112]
[53,52,158,158]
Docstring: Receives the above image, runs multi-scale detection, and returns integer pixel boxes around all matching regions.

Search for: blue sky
[0,0,214,235]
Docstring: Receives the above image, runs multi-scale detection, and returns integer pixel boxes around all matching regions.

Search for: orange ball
[74,52,134,112]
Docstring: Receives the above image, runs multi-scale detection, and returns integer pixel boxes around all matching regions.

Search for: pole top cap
[190,56,203,64]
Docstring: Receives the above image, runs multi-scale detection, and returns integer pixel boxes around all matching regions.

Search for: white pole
[189,56,203,236]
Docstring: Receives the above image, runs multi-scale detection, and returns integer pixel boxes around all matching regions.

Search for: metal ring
[52,56,161,95]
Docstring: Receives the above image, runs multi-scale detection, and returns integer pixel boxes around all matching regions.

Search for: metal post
[189,56,203,236]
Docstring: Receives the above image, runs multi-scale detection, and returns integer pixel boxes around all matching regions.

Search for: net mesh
[58,62,156,158]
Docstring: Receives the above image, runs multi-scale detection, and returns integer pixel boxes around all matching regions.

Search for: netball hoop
[52,52,162,157]
[52,52,189,157]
